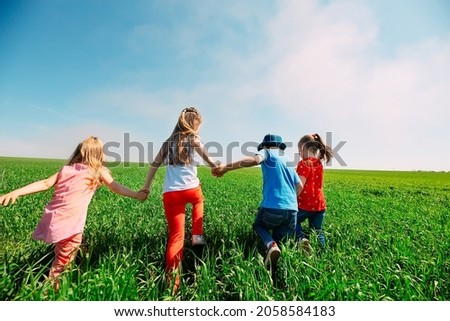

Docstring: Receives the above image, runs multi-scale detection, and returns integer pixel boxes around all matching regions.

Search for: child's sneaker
[264,242,281,267]
[191,234,206,246]
[300,238,313,254]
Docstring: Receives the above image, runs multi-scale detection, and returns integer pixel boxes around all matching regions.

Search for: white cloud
[256,0,450,170]
[3,0,449,171]
[84,0,450,170]
[0,123,138,161]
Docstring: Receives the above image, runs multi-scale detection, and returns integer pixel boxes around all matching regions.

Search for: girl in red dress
[296,133,333,252]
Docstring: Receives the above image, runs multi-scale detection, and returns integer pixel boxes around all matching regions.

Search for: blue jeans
[253,207,297,248]
[295,209,326,247]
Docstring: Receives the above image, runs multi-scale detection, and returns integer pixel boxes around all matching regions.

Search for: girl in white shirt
[142,107,219,294]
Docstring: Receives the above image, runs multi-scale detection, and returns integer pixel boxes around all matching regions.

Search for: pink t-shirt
[32,163,97,244]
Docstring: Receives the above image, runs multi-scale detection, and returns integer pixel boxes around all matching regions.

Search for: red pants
[163,186,204,272]
[49,233,82,285]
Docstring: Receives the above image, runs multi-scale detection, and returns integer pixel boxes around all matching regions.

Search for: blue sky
[1,0,449,171]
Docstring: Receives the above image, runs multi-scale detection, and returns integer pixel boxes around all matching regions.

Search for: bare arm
[141,146,165,192]
[296,176,306,196]
[100,168,147,200]
[191,136,219,169]
[0,173,58,206]
[218,154,263,175]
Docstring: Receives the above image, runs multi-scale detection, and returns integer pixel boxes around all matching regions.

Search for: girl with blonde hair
[0,136,147,289]
[141,107,219,294]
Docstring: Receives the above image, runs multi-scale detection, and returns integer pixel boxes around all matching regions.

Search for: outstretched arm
[215,154,263,176]
[0,173,59,206]
[100,168,147,200]
[141,146,164,193]
[190,136,220,169]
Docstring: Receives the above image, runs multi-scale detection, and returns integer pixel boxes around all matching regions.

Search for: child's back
[259,149,299,211]
[163,138,199,192]
[215,134,302,268]
[33,163,96,243]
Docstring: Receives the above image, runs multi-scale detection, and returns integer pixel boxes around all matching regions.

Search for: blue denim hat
[257,134,287,151]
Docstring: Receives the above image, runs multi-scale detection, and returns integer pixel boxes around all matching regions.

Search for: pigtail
[313,133,333,164]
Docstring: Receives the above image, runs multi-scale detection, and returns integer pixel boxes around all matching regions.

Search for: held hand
[137,189,150,201]
[212,163,227,177]
[0,192,19,206]
[211,161,222,177]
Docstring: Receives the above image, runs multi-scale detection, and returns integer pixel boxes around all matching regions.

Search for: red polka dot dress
[296,157,326,211]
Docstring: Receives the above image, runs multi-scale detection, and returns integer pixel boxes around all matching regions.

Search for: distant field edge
[0,156,448,173]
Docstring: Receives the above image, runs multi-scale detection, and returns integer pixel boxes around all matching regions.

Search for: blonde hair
[163,107,202,165]
[298,133,333,164]
[67,136,105,187]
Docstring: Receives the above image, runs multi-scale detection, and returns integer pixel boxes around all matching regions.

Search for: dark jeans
[295,209,326,247]
[253,207,297,248]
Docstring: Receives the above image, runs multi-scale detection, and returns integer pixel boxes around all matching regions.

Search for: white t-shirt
[162,136,200,193]
[163,163,199,193]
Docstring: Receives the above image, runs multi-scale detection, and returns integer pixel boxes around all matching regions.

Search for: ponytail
[312,133,333,164]
[298,133,334,164]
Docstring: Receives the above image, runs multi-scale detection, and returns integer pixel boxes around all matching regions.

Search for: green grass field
[1,157,449,301]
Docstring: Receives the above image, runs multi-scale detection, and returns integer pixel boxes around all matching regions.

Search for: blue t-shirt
[257,149,300,211]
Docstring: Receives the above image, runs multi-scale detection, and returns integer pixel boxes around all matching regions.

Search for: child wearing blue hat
[214,134,302,268]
